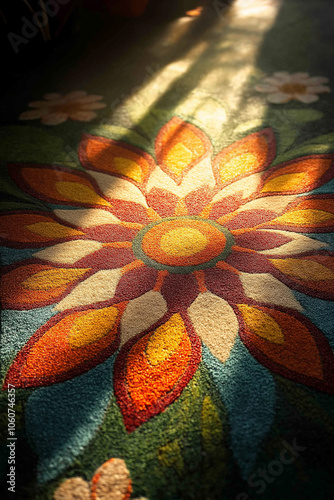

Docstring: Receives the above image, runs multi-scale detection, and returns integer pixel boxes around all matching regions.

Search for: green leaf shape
[83,124,151,152]
[158,439,184,474]
[279,109,323,123]
[48,364,234,500]
[0,126,76,166]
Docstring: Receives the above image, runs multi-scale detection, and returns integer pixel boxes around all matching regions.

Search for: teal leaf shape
[202,338,276,479]
[25,355,116,484]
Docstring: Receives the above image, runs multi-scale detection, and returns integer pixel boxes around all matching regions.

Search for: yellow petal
[270,258,334,280]
[237,304,284,344]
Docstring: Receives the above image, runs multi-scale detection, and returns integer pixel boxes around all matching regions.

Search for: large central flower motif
[1,117,334,431]
[133,216,234,273]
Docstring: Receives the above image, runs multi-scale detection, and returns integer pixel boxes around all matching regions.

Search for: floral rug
[1,1,334,499]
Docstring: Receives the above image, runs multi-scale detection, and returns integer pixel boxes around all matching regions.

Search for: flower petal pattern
[212,129,275,188]
[79,134,156,186]
[155,117,212,184]
[237,305,334,393]
[114,312,201,431]
[3,304,124,388]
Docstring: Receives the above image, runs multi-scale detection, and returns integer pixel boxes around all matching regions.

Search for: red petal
[234,230,292,251]
[76,247,136,269]
[146,188,179,217]
[225,248,272,273]
[160,273,199,311]
[225,209,278,230]
[114,312,201,431]
[155,117,212,185]
[184,186,215,216]
[237,305,334,393]
[203,267,245,303]
[3,304,124,388]
[84,224,138,243]
[208,194,243,221]
[110,199,150,224]
[113,266,158,302]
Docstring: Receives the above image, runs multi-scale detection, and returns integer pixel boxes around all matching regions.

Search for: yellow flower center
[160,227,208,257]
[279,83,307,94]
[132,216,234,273]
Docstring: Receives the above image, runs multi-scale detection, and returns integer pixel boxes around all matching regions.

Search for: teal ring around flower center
[132,216,235,274]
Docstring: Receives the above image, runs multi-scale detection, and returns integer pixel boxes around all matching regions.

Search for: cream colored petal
[65,91,87,99]
[290,72,310,81]
[306,85,330,94]
[295,93,319,103]
[146,166,181,196]
[240,272,303,311]
[53,477,90,500]
[19,109,48,120]
[33,240,102,264]
[55,269,122,311]
[270,72,290,82]
[306,76,329,85]
[188,292,239,363]
[90,172,149,207]
[266,92,291,103]
[212,173,263,203]
[41,112,68,125]
[259,230,329,255]
[235,195,296,216]
[120,291,168,346]
[69,111,97,122]
[178,155,216,196]
[91,458,130,500]
[264,77,286,85]
[255,84,278,92]
[54,208,121,228]
[147,156,215,197]
[43,93,62,101]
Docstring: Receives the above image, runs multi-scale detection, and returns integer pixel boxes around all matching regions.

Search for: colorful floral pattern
[1,117,334,432]
[53,458,147,500]
[19,91,106,125]
[255,72,330,103]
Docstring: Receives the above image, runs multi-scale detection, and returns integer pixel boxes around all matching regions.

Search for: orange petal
[0,212,84,247]
[155,117,212,185]
[269,253,334,300]
[260,155,334,195]
[212,129,275,188]
[79,134,155,186]
[0,263,90,309]
[264,195,334,232]
[237,304,334,393]
[114,312,201,431]
[3,304,124,388]
[10,165,110,207]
